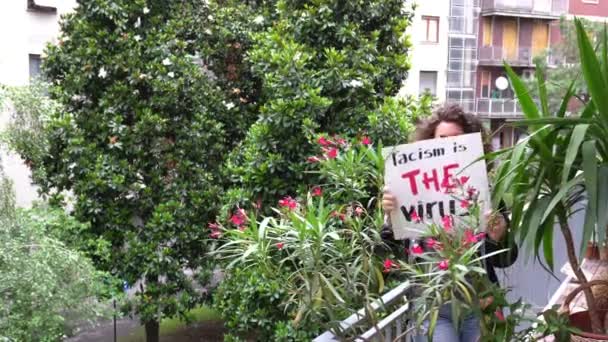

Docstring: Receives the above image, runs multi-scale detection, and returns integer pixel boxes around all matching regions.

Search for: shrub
[0,173,116,342]
[213,137,389,340]
[224,0,421,210]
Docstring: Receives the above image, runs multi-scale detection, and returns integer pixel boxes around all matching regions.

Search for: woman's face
[434,121,464,138]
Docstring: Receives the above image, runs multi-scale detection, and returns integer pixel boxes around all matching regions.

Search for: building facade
[0,0,76,206]
[403,1,450,102]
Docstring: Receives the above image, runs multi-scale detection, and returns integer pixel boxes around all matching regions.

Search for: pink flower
[441,215,453,231]
[494,310,505,321]
[411,244,424,254]
[208,222,220,230]
[460,176,470,185]
[466,186,477,199]
[229,209,247,227]
[326,148,338,159]
[425,238,437,249]
[209,230,221,239]
[318,136,332,146]
[438,259,449,270]
[383,259,397,273]
[276,242,285,250]
[307,156,321,163]
[361,136,371,145]
[411,211,421,223]
[331,211,346,222]
[464,230,477,244]
[460,199,470,209]
[476,232,487,240]
[354,206,364,216]
[278,196,298,210]
[312,186,323,197]
[335,137,347,145]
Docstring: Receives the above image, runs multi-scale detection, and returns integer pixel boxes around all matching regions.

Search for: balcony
[481,0,567,19]
[478,46,557,67]
[476,98,524,118]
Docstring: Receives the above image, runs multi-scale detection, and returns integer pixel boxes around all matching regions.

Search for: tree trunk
[145,319,160,342]
[558,208,604,334]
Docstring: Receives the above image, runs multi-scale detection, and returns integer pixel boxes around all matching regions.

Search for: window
[27,0,57,13]
[421,16,439,43]
[480,71,491,98]
[29,54,42,79]
[419,71,438,96]
[483,18,493,46]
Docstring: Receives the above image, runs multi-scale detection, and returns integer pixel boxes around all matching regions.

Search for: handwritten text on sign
[383,133,490,239]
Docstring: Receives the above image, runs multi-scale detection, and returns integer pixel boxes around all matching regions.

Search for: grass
[121,305,222,342]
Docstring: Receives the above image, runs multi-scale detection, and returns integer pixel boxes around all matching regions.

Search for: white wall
[400,1,450,102]
[0,0,76,207]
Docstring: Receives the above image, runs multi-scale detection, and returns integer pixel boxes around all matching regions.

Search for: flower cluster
[307,135,372,163]
[278,196,298,210]
[229,209,248,230]
[208,222,221,239]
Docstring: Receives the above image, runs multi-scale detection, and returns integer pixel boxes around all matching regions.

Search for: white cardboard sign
[383,133,490,240]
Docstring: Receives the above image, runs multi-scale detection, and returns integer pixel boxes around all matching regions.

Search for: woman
[381,104,518,342]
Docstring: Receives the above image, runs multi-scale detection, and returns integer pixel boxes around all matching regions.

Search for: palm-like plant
[493,18,608,334]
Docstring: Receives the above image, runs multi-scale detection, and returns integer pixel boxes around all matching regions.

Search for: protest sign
[383,133,490,239]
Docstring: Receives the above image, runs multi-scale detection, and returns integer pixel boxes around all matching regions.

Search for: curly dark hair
[413,104,492,154]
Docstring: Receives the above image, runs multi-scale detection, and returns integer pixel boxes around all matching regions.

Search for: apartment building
[477,0,567,147]
[0,0,76,206]
[402,1,450,102]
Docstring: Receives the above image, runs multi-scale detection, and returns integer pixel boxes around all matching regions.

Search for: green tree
[224,0,423,210]
[528,17,604,113]
[40,1,235,340]
[0,170,115,342]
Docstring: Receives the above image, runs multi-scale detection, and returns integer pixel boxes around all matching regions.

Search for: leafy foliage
[39,0,237,332]
[213,138,388,340]
[496,18,608,334]
[0,173,116,342]
[224,0,423,210]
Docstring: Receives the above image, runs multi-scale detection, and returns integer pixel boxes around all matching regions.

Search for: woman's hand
[382,187,398,212]
[485,210,507,242]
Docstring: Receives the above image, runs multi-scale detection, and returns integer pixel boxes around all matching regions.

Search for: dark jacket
[380,207,518,285]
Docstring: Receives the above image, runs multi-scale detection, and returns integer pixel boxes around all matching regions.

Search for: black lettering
[449,199,456,215]
[392,153,398,167]
[401,205,418,221]
[424,149,433,158]
[458,144,467,152]
[425,202,437,219]
[453,142,458,153]
[438,201,446,217]
[434,148,445,157]
[409,152,417,162]
[398,153,407,165]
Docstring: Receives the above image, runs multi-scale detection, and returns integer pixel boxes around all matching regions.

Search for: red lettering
[442,163,459,187]
[401,169,421,195]
[422,169,440,192]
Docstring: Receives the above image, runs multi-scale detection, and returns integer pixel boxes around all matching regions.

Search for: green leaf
[562,124,589,186]
[582,141,599,246]
[535,60,549,117]
[505,63,541,120]
[576,18,608,122]
[541,173,584,224]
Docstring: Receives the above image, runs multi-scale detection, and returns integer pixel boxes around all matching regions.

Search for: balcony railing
[476,98,524,118]
[314,282,413,342]
[478,46,557,66]
[481,0,567,17]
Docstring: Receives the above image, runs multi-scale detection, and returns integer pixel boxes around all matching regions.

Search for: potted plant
[494,18,608,338]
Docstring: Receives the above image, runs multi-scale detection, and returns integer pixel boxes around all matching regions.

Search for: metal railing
[478,46,557,66]
[481,0,567,16]
[313,282,414,342]
[476,98,524,118]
